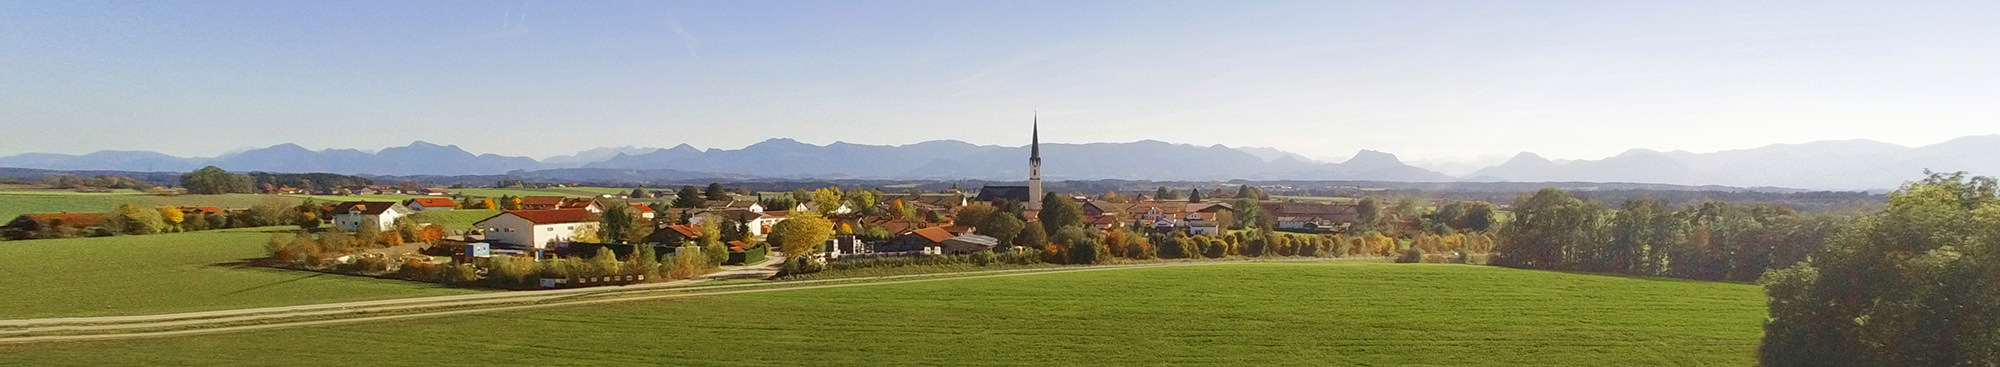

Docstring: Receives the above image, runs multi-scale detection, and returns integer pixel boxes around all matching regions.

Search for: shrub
[1395,248,1424,263]
[443,263,481,283]
[970,250,996,266]
[487,255,538,287]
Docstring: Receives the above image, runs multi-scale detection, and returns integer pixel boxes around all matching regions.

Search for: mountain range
[3,136,1996,190]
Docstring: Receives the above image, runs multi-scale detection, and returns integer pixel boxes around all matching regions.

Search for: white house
[474,209,600,249]
[791,202,852,215]
[331,201,411,232]
[404,197,457,211]
[688,209,786,237]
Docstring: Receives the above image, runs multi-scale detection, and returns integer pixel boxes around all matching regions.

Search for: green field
[0,192,301,220]
[0,263,1765,366]
[405,209,501,230]
[0,228,476,319]
[451,186,633,198]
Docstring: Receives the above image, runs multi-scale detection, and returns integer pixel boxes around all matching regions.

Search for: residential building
[474,209,599,249]
[330,201,411,232]
[404,197,457,211]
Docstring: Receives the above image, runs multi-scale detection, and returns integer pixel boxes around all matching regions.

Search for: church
[972,115,1045,210]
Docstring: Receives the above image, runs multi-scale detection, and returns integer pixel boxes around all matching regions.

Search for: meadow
[451,186,633,198]
[0,228,476,319]
[0,191,295,220]
[0,263,1766,366]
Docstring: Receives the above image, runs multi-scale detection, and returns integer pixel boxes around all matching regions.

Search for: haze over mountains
[3,136,1996,190]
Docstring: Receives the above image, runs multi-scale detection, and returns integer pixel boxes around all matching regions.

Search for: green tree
[675,186,705,208]
[1055,226,1102,265]
[1014,223,1048,249]
[978,213,1025,252]
[599,204,651,244]
[1759,172,2000,367]
[956,203,998,228]
[768,211,834,259]
[1187,188,1203,203]
[630,186,652,199]
[1232,198,1263,230]
[1355,197,1382,230]
[1036,192,1084,235]
[705,182,729,201]
[697,215,727,265]
[179,166,254,194]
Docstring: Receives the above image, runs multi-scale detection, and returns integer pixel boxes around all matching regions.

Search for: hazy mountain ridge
[8,135,1998,189]
[1470,136,2000,190]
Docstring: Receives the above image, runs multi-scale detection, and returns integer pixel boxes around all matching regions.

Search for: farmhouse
[519,196,566,210]
[629,204,656,220]
[404,197,457,211]
[689,208,785,237]
[330,201,411,232]
[474,209,599,249]
[1260,202,1358,233]
[644,224,702,246]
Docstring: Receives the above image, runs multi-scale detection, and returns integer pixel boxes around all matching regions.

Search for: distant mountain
[209,141,543,176]
[1467,137,2000,190]
[541,146,661,167]
[0,151,201,172]
[1236,146,1321,163]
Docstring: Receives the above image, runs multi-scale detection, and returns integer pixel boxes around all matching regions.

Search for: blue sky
[3,1,1997,163]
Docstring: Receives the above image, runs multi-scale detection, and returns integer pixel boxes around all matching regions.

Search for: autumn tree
[111,204,163,235]
[1037,192,1084,236]
[599,204,652,244]
[158,207,185,232]
[769,211,834,259]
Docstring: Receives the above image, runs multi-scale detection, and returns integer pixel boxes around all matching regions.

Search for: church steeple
[1027,113,1044,211]
[1031,113,1040,163]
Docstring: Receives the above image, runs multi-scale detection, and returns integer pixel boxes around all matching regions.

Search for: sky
[3,0,1997,163]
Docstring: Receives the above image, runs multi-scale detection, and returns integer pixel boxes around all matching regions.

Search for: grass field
[0,192,300,220]
[405,209,501,230]
[0,263,1766,366]
[0,228,477,319]
[451,186,633,198]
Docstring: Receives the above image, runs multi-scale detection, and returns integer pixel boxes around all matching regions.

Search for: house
[420,187,450,196]
[790,202,853,215]
[936,234,999,255]
[330,201,411,232]
[404,197,457,211]
[2,213,109,239]
[820,235,867,259]
[690,208,784,237]
[474,209,599,249]
[559,198,603,213]
[1260,202,1359,233]
[629,204,656,220]
[519,196,566,210]
[644,223,702,246]
[1084,201,1233,235]
[879,226,957,254]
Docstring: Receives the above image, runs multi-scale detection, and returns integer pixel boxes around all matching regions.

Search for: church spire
[1031,112,1040,162]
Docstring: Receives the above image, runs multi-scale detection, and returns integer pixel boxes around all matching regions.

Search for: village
[1,124,1435,290]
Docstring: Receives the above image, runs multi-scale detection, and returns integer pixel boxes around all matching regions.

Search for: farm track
[0,257,1374,344]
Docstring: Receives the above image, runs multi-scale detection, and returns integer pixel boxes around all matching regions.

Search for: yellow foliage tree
[770,211,835,258]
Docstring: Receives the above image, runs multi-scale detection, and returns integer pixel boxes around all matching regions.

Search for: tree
[1187,188,1203,203]
[675,186,705,208]
[157,207,185,232]
[956,203,998,228]
[1101,191,1128,203]
[599,204,651,244]
[246,197,297,227]
[111,204,162,235]
[769,211,834,259]
[1155,186,1181,201]
[1014,224,1048,249]
[1055,226,1103,265]
[1037,192,1085,235]
[1356,197,1382,230]
[179,166,254,194]
[977,214,1025,252]
[1232,198,1263,230]
[810,188,843,213]
[696,215,727,265]
[630,186,652,199]
[1759,172,2000,366]
[705,182,729,201]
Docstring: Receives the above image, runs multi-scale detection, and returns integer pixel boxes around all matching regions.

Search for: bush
[1395,248,1424,263]
[970,250,996,266]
